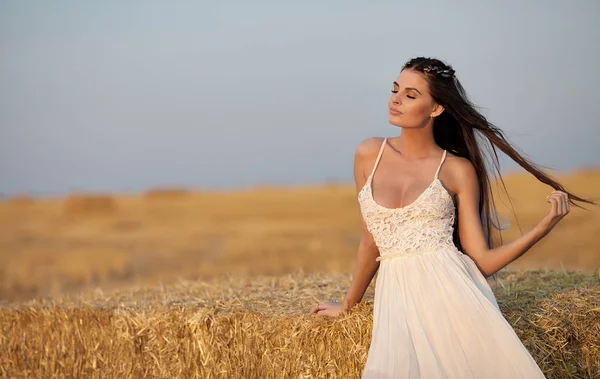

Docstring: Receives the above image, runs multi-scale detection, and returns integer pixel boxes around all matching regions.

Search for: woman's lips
[389,108,402,115]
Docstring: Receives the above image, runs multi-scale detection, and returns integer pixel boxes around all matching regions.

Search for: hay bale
[1,270,599,378]
[63,194,117,214]
[8,195,34,206]
[143,187,190,199]
[535,286,600,377]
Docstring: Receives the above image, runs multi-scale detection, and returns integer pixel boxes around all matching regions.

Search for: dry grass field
[1,169,599,378]
[1,170,599,302]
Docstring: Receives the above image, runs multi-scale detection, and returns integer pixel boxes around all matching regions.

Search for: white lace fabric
[358,138,457,260]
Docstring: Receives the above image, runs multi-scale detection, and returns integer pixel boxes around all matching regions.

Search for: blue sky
[1,1,599,196]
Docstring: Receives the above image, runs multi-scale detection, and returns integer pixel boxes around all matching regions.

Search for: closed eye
[391,89,416,99]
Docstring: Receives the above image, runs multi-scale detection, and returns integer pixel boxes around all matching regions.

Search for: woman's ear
[430,104,445,118]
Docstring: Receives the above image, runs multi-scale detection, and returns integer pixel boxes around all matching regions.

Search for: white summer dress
[358,138,546,379]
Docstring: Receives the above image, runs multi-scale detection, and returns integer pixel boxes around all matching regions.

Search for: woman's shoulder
[355,137,386,159]
[353,137,386,183]
[443,151,479,192]
[444,151,477,176]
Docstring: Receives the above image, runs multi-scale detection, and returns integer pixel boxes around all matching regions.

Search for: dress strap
[434,150,447,179]
[370,138,387,177]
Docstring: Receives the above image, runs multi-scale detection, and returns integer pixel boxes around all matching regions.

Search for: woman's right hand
[310,301,345,317]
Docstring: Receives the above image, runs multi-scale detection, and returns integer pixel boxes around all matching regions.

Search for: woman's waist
[376,243,459,261]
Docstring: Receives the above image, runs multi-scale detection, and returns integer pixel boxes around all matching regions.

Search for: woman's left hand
[535,190,570,238]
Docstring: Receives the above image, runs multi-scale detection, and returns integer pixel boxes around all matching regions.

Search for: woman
[309,57,593,378]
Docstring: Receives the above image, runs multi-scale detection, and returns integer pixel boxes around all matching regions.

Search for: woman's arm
[452,158,570,278]
[311,138,382,316]
[342,138,382,311]
[341,235,380,311]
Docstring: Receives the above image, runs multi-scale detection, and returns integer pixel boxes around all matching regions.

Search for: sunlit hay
[143,187,191,199]
[534,287,600,377]
[1,270,599,379]
[492,269,600,379]
[63,194,117,215]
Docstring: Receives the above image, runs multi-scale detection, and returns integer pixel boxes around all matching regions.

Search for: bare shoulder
[354,137,385,182]
[355,137,385,160]
[442,152,479,195]
[445,152,477,179]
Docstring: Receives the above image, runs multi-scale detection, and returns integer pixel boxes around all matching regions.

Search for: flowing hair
[402,57,594,276]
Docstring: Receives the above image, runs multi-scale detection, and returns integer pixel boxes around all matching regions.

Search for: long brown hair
[402,57,594,257]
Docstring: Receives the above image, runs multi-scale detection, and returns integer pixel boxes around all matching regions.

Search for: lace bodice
[358,138,457,261]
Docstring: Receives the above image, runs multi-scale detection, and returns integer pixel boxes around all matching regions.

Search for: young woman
[310,57,593,378]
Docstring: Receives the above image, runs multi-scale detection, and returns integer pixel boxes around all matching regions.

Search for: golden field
[1,169,599,378]
[1,169,599,301]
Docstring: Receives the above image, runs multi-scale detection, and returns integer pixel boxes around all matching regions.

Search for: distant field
[1,169,599,302]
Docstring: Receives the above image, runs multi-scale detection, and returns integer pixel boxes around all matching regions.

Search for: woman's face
[388,69,443,128]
